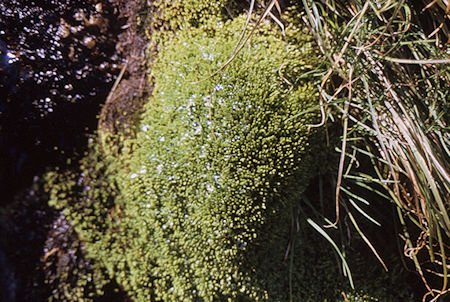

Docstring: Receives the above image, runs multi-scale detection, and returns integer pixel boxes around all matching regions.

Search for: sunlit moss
[116,15,329,300]
[142,0,229,48]
[45,4,415,302]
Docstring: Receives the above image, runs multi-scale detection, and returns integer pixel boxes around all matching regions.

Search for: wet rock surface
[0,0,140,300]
[0,175,130,302]
[0,177,58,301]
[0,242,16,302]
[0,0,123,203]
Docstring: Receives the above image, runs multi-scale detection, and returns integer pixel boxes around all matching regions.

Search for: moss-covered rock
[46,6,416,302]
[45,144,124,301]
[113,16,327,301]
[141,0,230,52]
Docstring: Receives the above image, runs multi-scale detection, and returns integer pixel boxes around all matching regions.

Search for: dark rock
[0,0,124,204]
[0,241,16,302]
[0,0,130,300]
[0,176,57,301]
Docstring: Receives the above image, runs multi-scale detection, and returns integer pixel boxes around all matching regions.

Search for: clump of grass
[301,0,449,300]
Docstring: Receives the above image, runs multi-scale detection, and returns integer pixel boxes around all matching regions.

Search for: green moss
[45,143,124,301]
[45,7,415,302]
[142,0,230,49]
[149,0,223,29]
[115,16,331,301]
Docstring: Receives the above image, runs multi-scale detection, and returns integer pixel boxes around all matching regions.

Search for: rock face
[0,0,121,203]
[0,242,16,302]
[0,1,127,301]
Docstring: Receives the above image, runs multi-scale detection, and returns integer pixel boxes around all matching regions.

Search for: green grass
[301,0,449,300]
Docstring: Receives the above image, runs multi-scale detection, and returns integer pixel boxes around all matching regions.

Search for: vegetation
[44,0,448,301]
[45,145,122,301]
[300,0,449,300]
[116,16,328,300]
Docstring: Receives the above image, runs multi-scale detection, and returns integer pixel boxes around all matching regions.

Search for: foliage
[45,144,123,302]
[117,15,328,301]
[301,0,449,300]
[139,0,231,51]
[45,1,428,301]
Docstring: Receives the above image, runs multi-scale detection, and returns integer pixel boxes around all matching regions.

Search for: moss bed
[46,2,418,301]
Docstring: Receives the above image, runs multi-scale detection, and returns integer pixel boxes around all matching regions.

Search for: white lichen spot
[203,95,211,107]
[214,174,221,183]
[192,122,202,135]
[187,95,196,107]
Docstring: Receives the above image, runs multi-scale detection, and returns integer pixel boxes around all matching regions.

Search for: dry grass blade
[346,210,388,271]
[376,56,450,64]
[303,0,450,299]
[326,66,353,228]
